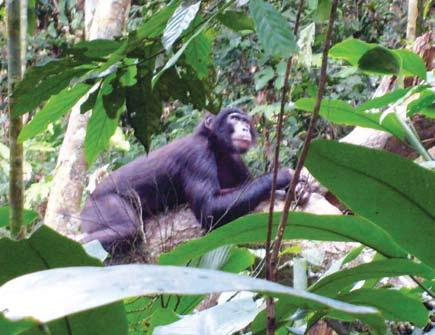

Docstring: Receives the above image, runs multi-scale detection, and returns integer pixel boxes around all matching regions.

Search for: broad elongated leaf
[85,75,123,164]
[13,63,92,116]
[305,140,435,268]
[27,0,36,35]
[0,226,127,335]
[310,259,434,295]
[394,49,427,80]
[126,51,163,149]
[134,2,181,42]
[0,206,38,228]
[330,38,426,78]
[336,289,428,327]
[407,89,435,117]
[294,98,406,139]
[355,88,410,112]
[314,0,332,22]
[0,264,379,327]
[217,10,254,31]
[184,30,212,79]
[68,39,122,59]
[329,38,373,66]
[19,83,92,142]
[154,298,260,335]
[159,212,407,265]
[152,16,211,87]
[358,46,400,75]
[162,1,201,50]
[254,259,433,335]
[249,0,297,58]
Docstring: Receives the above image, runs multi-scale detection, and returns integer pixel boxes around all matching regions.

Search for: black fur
[81,108,291,251]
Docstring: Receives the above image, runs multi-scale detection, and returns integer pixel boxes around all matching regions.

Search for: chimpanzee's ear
[204,112,215,130]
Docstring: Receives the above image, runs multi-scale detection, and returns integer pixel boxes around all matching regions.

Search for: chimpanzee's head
[203,108,256,154]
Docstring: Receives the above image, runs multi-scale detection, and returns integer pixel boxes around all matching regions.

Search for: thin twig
[264,1,305,332]
[266,0,339,333]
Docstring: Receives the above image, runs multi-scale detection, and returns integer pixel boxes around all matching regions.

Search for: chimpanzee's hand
[294,173,312,206]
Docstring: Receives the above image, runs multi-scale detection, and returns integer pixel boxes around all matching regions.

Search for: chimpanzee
[81,107,295,251]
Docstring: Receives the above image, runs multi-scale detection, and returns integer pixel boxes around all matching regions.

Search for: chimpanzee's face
[227,112,253,153]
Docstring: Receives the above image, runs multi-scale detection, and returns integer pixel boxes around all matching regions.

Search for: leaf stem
[265,1,304,332]
[266,0,339,332]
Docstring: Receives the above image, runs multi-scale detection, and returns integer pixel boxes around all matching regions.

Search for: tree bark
[43,0,130,236]
[7,0,25,238]
[406,0,419,42]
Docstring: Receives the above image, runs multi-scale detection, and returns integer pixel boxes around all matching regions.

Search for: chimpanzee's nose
[242,126,249,133]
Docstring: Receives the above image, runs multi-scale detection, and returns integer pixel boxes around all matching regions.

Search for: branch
[266,0,339,333]
[264,1,304,332]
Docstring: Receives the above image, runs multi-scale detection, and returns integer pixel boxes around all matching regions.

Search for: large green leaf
[330,39,426,78]
[294,98,406,139]
[0,226,127,335]
[394,49,427,80]
[159,212,407,265]
[134,1,180,42]
[68,39,122,60]
[162,1,201,50]
[184,30,212,79]
[329,38,374,66]
[355,88,410,112]
[0,206,38,228]
[152,16,212,87]
[13,63,92,116]
[358,46,401,75]
[305,140,435,268]
[217,10,254,31]
[249,0,297,58]
[19,83,92,142]
[407,89,435,117]
[0,264,379,329]
[310,259,434,295]
[336,289,428,327]
[85,75,123,165]
[314,0,332,22]
[126,56,163,149]
[253,259,433,335]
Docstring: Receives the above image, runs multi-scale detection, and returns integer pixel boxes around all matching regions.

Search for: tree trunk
[406,0,418,42]
[43,0,131,236]
[6,0,25,238]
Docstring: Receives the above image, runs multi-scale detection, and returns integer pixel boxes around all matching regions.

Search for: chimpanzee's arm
[183,164,291,230]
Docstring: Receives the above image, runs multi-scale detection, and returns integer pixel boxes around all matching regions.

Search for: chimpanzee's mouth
[233,138,252,148]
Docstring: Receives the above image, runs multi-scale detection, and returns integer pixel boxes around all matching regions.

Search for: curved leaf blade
[18,83,92,142]
[394,49,427,80]
[355,88,411,113]
[294,98,406,139]
[159,212,407,265]
[162,1,201,50]
[337,289,428,327]
[305,140,435,268]
[310,259,434,295]
[249,0,297,58]
[358,46,400,75]
[0,226,127,335]
[217,10,254,32]
[329,38,374,66]
[85,75,124,165]
[0,264,379,325]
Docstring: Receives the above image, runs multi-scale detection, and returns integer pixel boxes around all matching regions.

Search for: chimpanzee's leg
[81,193,142,252]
